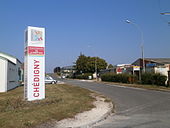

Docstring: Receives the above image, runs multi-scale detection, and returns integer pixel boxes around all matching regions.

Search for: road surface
[50,75,170,128]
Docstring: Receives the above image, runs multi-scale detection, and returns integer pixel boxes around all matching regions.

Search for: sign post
[24,26,45,101]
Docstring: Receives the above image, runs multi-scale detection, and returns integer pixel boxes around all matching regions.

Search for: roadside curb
[76,102,113,128]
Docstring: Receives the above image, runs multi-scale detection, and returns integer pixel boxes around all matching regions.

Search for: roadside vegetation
[73,73,93,79]
[101,72,168,87]
[101,73,137,84]
[100,72,170,91]
[0,84,95,128]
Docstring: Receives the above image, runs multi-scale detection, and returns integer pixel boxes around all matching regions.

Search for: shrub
[101,73,136,84]
[141,73,167,86]
[141,72,153,85]
[75,73,93,79]
[101,72,167,86]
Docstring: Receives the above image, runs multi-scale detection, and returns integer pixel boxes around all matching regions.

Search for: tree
[75,54,107,73]
[108,64,114,69]
[54,67,61,73]
[76,54,89,73]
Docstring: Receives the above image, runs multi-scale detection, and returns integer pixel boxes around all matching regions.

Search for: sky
[0,0,170,73]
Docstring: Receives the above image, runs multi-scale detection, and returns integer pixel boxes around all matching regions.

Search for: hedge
[101,72,167,86]
[141,73,167,86]
[75,73,93,79]
[101,73,136,84]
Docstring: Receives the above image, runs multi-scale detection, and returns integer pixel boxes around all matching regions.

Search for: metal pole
[126,20,145,73]
[141,44,145,72]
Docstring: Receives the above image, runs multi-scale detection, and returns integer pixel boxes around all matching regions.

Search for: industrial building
[0,52,22,92]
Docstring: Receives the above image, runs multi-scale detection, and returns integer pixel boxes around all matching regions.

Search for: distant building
[61,65,76,77]
[0,52,23,92]
[132,58,170,69]
[99,68,116,75]
[99,64,132,75]
[116,64,132,74]
[132,58,170,83]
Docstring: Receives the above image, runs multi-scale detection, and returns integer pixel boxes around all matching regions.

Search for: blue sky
[0,0,170,72]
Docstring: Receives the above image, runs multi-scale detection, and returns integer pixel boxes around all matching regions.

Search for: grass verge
[100,81,170,92]
[0,84,95,128]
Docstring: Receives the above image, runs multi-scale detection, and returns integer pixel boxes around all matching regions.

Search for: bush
[100,73,115,82]
[141,73,167,86]
[75,73,93,79]
[101,73,136,84]
[101,72,167,86]
[141,72,153,85]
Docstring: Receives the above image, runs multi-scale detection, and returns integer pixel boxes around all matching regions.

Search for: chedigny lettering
[33,60,40,97]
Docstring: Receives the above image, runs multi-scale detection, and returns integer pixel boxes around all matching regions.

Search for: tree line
[54,54,110,75]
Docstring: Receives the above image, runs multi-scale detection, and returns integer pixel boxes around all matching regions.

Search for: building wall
[7,61,21,91]
[0,59,7,92]
[146,65,169,84]
[154,65,169,77]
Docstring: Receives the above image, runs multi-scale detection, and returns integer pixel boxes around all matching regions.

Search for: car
[45,76,57,84]
[61,75,66,79]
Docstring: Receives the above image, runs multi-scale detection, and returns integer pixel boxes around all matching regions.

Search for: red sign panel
[27,46,44,56]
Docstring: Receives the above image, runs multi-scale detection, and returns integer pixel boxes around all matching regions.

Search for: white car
[45,76,57,84]
[61,75,66,79]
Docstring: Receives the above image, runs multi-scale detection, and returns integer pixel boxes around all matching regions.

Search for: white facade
[0,52,22,92]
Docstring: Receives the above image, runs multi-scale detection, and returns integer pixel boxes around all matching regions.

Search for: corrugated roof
[144,58,170,64]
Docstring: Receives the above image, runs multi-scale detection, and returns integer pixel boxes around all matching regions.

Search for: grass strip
[100,81,170,92]
[0,84,95,128]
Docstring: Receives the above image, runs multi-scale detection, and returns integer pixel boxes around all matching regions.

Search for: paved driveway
[61,79,170,128]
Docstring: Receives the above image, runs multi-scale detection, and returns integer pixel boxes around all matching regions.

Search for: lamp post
[160,12,170,25]
[160,12,170,15]
[125,19,145,73]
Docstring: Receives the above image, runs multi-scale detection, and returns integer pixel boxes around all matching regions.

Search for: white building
[0,52,22,92]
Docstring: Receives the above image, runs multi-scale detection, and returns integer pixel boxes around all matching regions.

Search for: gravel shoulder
[54,95,113,128]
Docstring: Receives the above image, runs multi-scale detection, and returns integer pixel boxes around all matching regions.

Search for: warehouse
[0,52,22,92]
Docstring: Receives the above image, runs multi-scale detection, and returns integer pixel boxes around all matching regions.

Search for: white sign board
[24,26,45,101]
[133,66,140,71]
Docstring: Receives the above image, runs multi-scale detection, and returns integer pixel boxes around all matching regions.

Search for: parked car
[45,76,57,84]
[61,75,66,79]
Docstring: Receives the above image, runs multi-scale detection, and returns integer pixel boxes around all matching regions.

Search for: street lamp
[160,12,170,15]
[125,19,145,73]
[160,12,170,25]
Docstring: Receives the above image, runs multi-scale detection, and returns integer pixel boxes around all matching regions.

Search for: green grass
[0,84,95,128]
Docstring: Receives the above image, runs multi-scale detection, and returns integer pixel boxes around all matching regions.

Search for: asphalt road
[50,75,170,128]
[60,80,170,128]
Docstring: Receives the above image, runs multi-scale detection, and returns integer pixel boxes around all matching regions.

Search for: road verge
[55,94,113,128]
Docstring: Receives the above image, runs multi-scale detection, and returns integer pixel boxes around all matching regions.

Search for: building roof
[0,51,22,64]
[133,58,170,65]
[0,56,16,65]
[61,65,76,70]
[0,56,8,61]
[144,58,170,64]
